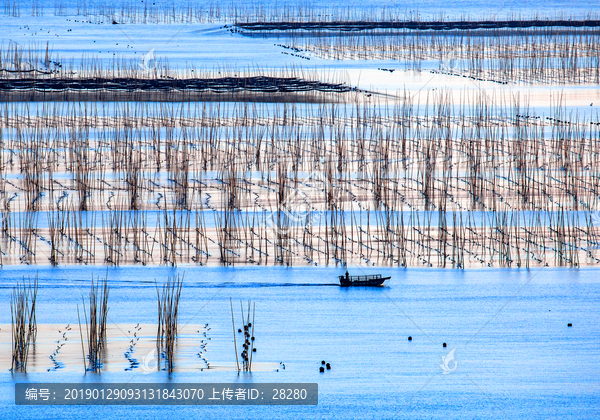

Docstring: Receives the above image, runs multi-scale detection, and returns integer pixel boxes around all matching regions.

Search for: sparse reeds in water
[156,274,183,373]
[47,206,59,266]
[79,275,110,372]
[10,274,38,372]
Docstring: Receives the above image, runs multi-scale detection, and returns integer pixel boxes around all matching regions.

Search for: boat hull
[339,275,390,287]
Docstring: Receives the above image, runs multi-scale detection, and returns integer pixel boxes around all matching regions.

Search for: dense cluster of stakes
[1,90,599,268]
[10,275,38,372]
[77,275,109,372]
[156,274,183,373]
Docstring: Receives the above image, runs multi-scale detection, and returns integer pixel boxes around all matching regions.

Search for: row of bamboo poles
[2,1,596,24]
[1,94,599,268]
[292,27,600,84]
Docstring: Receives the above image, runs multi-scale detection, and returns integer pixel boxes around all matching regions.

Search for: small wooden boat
[339,272,390,287]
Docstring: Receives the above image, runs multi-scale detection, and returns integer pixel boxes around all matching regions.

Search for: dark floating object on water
[251,336,255,341]
[326,363,331,370]
[443,343,447,348]
[319,367,325,373]
[238,328,242,333]
[408,336,412,341]
[339,271,390,287]
[568,323,572,327]
[321,360,326,365]
[252,348,257,352]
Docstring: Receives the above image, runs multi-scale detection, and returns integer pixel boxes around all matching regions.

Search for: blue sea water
[1,265,599,419]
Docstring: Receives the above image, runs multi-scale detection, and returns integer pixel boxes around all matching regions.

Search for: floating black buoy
[408,336,412,341]
[326,363,331,370]
[319,367,325,373]
[253,348,257,352]
[238,328,242,333]
[251,336,255,341]
[568,323,572,327]
[443,343,447,348]
[321,360,326,365]
[248,323,252,327]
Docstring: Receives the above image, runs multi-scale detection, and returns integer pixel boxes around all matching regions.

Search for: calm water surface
[0,265,599,419]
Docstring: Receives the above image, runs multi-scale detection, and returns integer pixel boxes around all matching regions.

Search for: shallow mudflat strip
[0,323,276,373]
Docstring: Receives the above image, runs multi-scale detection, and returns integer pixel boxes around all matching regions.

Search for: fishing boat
[339,271,390,287]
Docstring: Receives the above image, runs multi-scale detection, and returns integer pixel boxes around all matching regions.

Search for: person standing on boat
[345,270,349,282]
